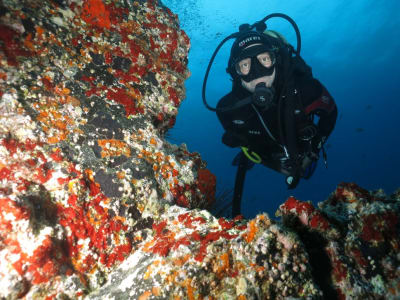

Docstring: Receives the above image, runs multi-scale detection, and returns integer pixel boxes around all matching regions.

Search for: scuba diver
[202,14,337,216]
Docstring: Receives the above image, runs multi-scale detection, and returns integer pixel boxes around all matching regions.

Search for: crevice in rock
[299,230,338,300]
[285,217,339,300]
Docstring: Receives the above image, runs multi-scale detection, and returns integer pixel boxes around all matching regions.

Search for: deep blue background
[163,0,400,218]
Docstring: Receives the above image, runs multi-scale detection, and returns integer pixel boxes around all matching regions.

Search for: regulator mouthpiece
[252,82,275,109]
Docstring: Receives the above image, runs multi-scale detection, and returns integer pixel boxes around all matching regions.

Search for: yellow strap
[241,147,262,164]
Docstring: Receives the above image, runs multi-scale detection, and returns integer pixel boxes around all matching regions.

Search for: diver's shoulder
[217,92,237,108]
[296,76,324,105]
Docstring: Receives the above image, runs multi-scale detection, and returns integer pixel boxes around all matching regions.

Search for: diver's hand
[284,152,318,189]
[311,134,327,153]
[300,151,319,180]
[281,156,302,189]
[304,151,319,164]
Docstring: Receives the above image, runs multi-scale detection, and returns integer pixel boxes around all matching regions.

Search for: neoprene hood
[227,31,275,78]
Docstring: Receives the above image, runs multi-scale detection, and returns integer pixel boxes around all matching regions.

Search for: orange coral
[97,139,131,158]
[214,252,231,279]
[150,137,157,145]
[243,220,257,243]
[138,291,152,300]
[35,99,75,144]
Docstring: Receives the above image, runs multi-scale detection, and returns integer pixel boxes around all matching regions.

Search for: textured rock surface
[0,0,399,299]
[277,183,400,300]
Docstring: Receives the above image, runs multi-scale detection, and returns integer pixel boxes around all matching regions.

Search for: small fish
[365,105,372,110]
[356,128,364,133]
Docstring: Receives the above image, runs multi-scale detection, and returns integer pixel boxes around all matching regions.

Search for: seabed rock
[0,0,399,299]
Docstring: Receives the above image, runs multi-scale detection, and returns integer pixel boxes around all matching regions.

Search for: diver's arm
[302,80,338,151]
[221,130,249,148]
[216,92,250,148]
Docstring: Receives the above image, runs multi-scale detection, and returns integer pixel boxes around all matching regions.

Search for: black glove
[222,131,248,148]
[311,133,327,153]
[284,151,318,189]
[300,152,319,179]
[303,151,319,165]
[283,155,303,189]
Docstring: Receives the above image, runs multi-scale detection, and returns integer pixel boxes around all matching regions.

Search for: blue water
[163,0,400,219]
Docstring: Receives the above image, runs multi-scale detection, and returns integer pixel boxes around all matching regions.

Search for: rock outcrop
[0,0,399,299]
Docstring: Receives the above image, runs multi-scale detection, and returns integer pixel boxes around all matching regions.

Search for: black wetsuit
[216,72,337,177]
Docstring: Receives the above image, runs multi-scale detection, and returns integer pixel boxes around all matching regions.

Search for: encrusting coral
[0,0,399,299]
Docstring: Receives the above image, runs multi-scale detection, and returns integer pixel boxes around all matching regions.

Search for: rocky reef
[0,0,399,299]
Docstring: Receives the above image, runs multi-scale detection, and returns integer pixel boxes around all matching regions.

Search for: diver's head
[227,31,277,93]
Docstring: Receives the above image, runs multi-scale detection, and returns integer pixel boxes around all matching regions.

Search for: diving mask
[233,44,276,82]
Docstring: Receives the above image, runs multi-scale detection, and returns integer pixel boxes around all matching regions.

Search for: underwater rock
[277,183,400,299]
[0,0,213,298]
[0,0,399,299]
